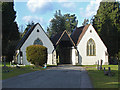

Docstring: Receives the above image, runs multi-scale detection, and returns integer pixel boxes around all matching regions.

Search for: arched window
[33,38,43,45]
[87,38,96,56]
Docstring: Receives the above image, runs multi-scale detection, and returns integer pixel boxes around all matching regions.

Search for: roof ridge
[76,24,90,45]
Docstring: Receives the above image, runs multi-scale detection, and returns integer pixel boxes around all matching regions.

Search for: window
[87,38,96,56]
[37,29,39,32]
[90,30,92,33]
[33,38,43,45]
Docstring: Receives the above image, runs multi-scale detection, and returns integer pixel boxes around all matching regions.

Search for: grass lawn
[83,65,119,88]
[1,64,45,80]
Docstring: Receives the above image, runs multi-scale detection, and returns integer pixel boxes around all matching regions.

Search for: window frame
[33,38,43,45]
[87,38,96,56]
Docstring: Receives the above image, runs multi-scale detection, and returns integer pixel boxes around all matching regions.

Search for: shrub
[26,45,47,66]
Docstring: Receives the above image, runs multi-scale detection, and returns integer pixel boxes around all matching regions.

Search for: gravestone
[104,67,112,76]
[104,67,108,75]
[3,56,6,67]
[97,60,99,70]
[10,61,11,66]
[100,59,103,70]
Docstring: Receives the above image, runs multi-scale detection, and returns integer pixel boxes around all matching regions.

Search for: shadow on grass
[87,69,119,88]
[2,66,45,80]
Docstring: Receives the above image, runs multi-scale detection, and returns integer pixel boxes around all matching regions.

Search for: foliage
[64,14,78,34]
[82,18,89,26]
[5,40,19,62]
[2,2,20,61]
[26,45,47,66]
[47,10,66,37]
[93,1,120,57]
[21,21,35,38]
[47,10,78,37]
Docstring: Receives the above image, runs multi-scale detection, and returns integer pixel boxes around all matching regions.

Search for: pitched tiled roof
[71,24,90,45]
[16,23,49,50]
[51,30,75,47]
[50,32,63,47]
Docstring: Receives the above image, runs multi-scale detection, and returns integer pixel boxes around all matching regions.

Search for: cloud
[27,0,54,13]
[26,0,94,14]
[59,2,76,12]
[22,15,46,25]
[22,15,48,30]
[62,2,76,8]
[80,0,102,18]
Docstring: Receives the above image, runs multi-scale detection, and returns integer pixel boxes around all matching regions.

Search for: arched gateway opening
[51,30,75,64]
[57,41,72,64]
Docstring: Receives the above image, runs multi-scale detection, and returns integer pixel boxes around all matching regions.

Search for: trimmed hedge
[26,45,47,66]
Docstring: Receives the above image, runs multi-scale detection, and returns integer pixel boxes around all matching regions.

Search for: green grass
[0,62,11,66]
[84,65,119,88]
[2,65,45,80]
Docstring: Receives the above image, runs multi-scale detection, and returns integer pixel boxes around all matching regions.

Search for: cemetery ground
[1,62,119,88]
[1,63,46,80]
[83,65,119,88]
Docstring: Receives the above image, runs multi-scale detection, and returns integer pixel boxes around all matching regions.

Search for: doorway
[56,41,72,64]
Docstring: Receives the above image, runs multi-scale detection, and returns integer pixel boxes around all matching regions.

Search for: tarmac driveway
[2,65,93,88]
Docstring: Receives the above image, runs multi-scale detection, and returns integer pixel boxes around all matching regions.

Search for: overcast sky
[14,0,103,32]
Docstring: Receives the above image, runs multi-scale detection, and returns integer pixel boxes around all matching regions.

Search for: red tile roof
[71,24,90,45]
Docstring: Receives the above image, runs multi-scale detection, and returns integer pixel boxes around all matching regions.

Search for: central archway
[57,41,72,64]
[53,30,75,65]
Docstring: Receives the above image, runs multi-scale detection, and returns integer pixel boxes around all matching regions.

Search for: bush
[26,45,47,66]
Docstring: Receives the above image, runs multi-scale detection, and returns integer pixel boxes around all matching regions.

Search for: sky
[14,0,103,32]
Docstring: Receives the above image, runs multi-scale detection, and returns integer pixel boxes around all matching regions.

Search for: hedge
[26,45,47,66]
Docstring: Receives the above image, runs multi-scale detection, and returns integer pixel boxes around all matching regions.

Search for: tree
[93,1,120,57]
[21,21,35,38]
[82,19,89,26]
[47,10,78,37]
[47,10,66,37]
[2,1,20,61]
[64,14,78,34]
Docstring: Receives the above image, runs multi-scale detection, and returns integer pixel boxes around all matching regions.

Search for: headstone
[108,67,111,72]
[97,60,99,70]
[3,56,6,67]
[103,67,108,75]
[12,60,14,67]
[100,59,103,70]
[104,67,105,71]
[10,61,11,66]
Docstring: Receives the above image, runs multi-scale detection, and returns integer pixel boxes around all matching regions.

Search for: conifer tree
[2,1,20,61]
[93,1,120,56]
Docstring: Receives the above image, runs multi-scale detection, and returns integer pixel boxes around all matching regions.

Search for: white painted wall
[52,50,57,65]
[18,24,55,65]
[77,24,108,65]
[72,47,76,65]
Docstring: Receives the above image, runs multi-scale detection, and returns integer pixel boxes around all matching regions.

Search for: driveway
[2,65,93,88]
